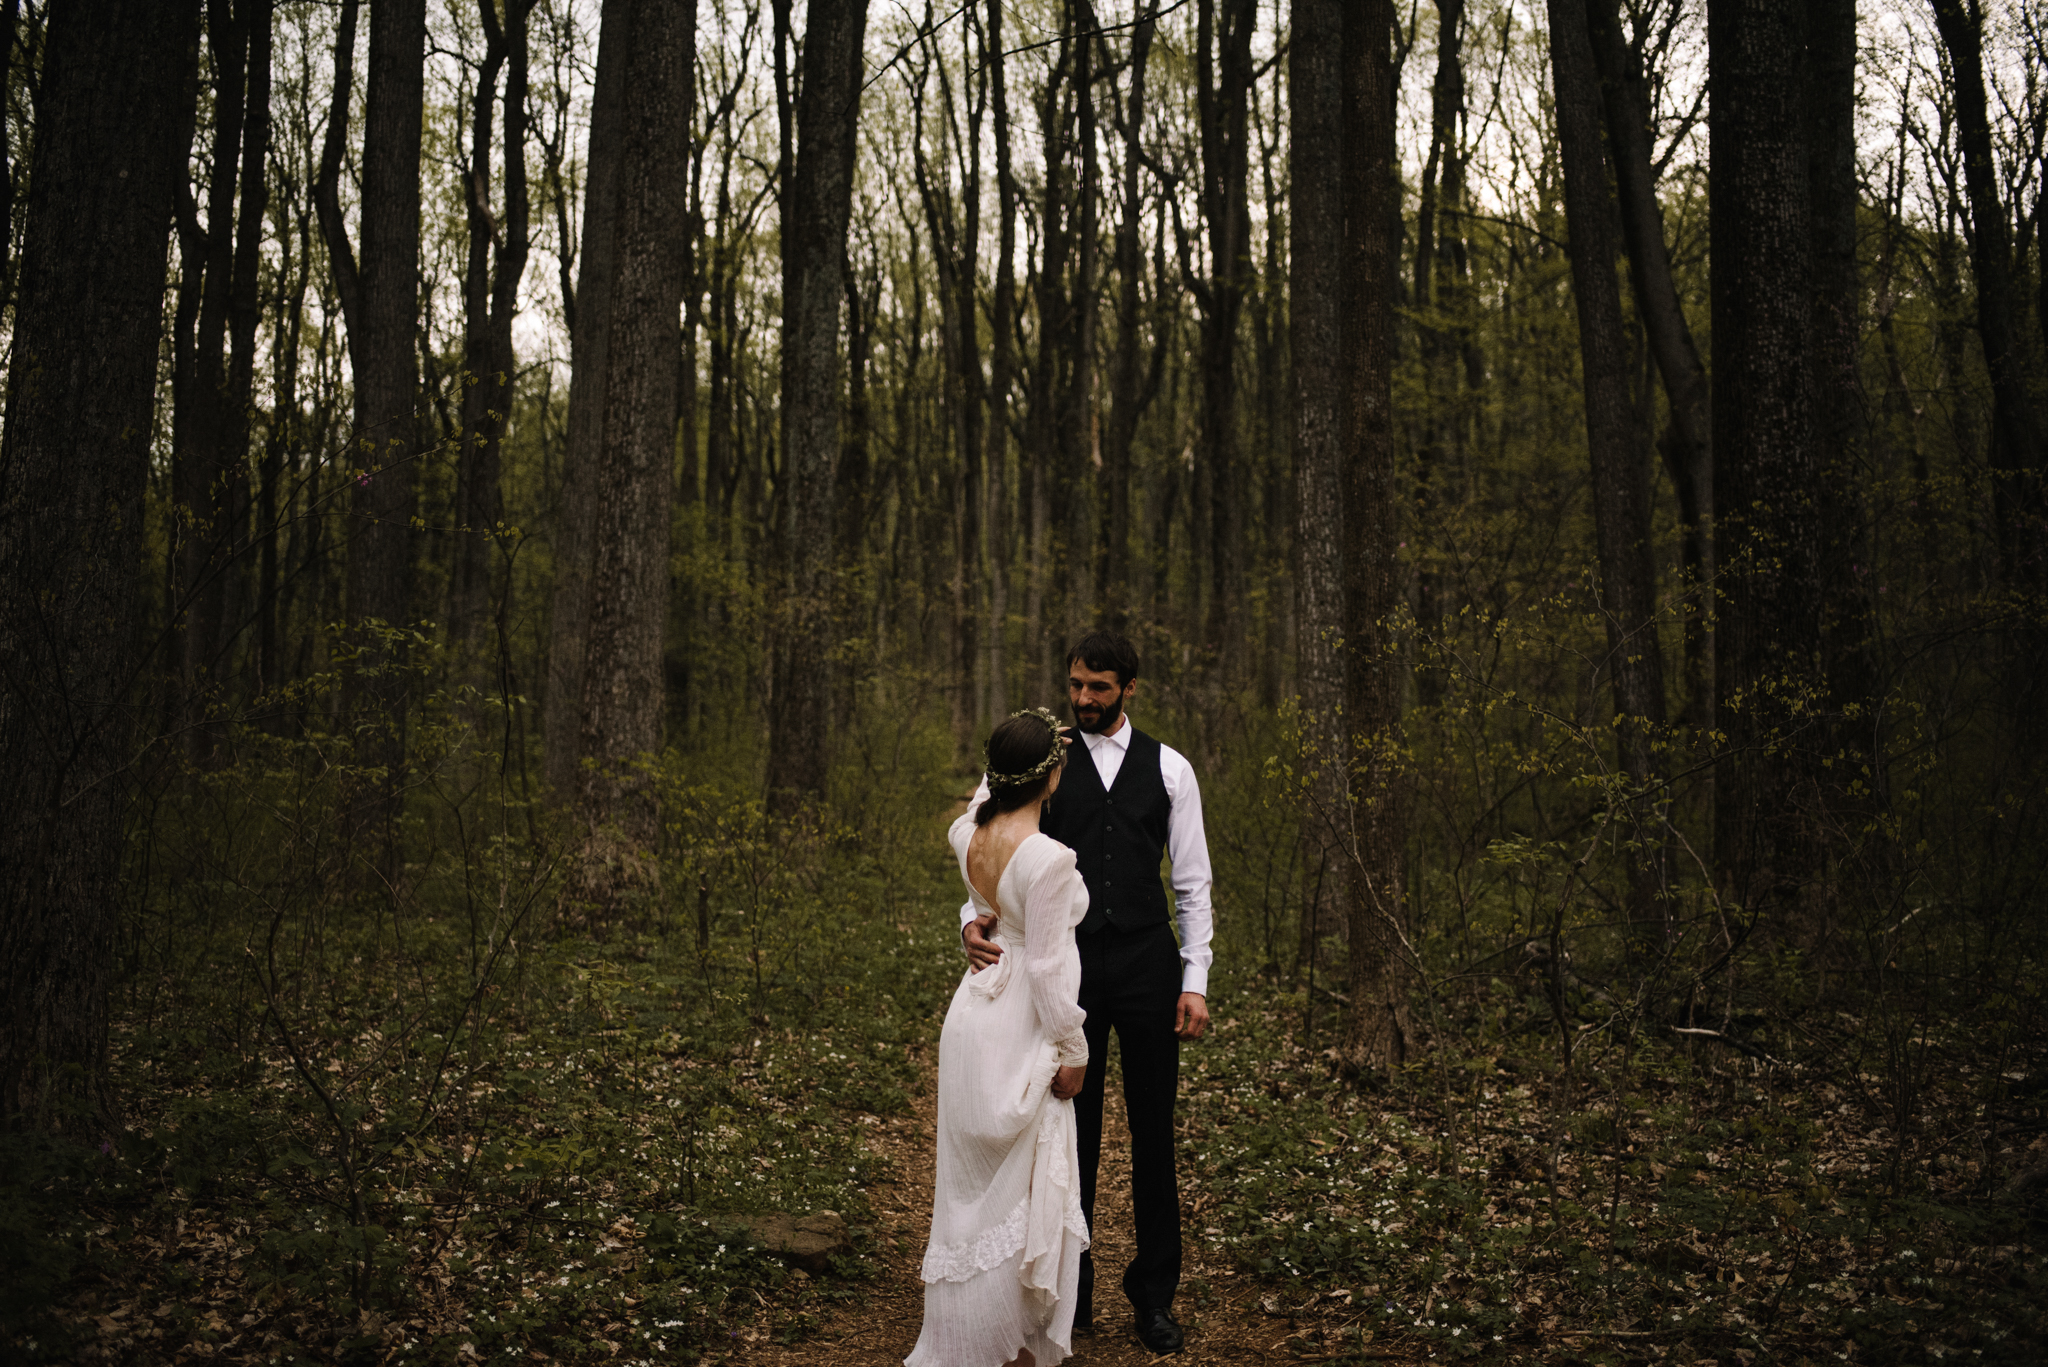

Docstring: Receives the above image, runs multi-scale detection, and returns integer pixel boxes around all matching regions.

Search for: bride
[907,707,1092,1367]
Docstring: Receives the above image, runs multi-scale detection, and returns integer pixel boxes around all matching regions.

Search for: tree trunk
[1410,0,1464,703]
[454,0,532,658]
[1291,0,1350,991]
[765,0,868,813]
[260,169,311,698]
[1102,3,1162,635]
[907,25,983,759]
[1026,28,1074,692]
[174,0,263,751]
[1195,0,1256,668]
[1586,0,1714,729]
[1709,0,1823,916]
[1930,0,2044,583]
[227,0,271,689]
[1064,0,1100,637]
[983,0,1018,718]
[0,0,200,1131]
[577,0,696,843]
[1805,0,1883,827]
[1547,0,1669,936]
[345,0,424,635]
[542,0,627,799]
[1339,0,1412,1077]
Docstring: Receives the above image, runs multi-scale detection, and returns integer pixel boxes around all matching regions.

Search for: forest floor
[10,777,2047,1367]
[740,1047,1342,1367]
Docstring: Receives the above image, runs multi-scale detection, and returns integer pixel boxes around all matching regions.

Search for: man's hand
[962,913,1002,972]
[1051,1063,1086,1100]
[1175,992,1210,1040]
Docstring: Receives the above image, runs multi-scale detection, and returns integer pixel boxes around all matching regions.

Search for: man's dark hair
[1064,632,1141,688]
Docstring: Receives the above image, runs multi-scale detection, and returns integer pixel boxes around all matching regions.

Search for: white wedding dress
[906,815,1092,1367]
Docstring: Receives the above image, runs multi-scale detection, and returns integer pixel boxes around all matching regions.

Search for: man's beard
[1073,694,1125,735]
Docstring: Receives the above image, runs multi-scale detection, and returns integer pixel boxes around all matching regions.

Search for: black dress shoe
[1133,1307,1184,1354]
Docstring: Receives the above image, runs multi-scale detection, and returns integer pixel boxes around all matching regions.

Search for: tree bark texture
[1547,0,1668,926]
[344,0,425,634]
[542,0,628,799]
[1586,0,1713,727]
[1290,0,1350,984]
[0,0,200,1129]
[766,0,869,812]
[577,0,695,839]
[1339,0,1412,1076]
[1709,0,1824,915]
[1195,0,1256,666]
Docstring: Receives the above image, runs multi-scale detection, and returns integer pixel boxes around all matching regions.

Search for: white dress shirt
[960,716,1215,996]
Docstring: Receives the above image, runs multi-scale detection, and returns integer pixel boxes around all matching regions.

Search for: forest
[0,0,2044,1362]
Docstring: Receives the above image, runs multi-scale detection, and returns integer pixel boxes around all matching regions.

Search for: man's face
[1068,660,1135,735]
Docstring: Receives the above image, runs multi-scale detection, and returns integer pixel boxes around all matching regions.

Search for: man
[961,631,1213,1355]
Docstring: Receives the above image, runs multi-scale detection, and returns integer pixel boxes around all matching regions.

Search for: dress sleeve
[1022,841,1089,1068]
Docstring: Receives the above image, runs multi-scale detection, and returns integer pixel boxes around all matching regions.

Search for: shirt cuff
[1179,963,1209,997]
[1055,1032,1089,1068]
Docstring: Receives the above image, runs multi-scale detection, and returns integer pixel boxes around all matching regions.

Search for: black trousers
[1074,920,1183,1315]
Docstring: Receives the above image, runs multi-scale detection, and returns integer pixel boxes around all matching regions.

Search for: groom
[962,631,1213,1355]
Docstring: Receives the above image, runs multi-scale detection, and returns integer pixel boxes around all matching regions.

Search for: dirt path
[743,1052,1385,1366]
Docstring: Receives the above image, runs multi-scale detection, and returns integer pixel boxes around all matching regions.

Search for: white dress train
[905,817,1092,1367]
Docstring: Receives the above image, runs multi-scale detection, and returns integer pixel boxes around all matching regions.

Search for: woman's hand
[1051,1064,1086,1100]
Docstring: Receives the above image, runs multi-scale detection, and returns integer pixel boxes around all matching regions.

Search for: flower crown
[983,707,1067,791]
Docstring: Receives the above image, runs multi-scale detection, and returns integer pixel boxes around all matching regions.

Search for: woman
[907,708,1091,1367]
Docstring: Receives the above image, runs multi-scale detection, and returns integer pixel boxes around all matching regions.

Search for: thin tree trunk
[1291,0,1349,992]
[1410,0,1464,707]
[1930,0,2045,582]
[983,0,1017,718]
[1547,0,1668,936]
[1064,0,1099,636]
[454,0,533,657]
[175,1,252,749]
[0,0,18,309]
[1587,0,1714,729]
[261,173,311,698]
[1806,0,1883,832]
[1027,27,1073,692]
[578,0,696,843]
[1339,0,1411,1076]
[1195,0,1256,668]
[543,0,627,799]
[908,22,983,758]
[0,0,200,1130]
[1101,4,1162,634]
[766,0,869,812]
[228,0,272,691]
[1709,0,1823,916]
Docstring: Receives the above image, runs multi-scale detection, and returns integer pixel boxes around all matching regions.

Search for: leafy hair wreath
[983,706,1067,791]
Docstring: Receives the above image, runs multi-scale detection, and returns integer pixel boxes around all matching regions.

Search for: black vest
[1040,725,1172,933]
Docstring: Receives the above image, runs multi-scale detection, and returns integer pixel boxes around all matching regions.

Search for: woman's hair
[974,710,1065,825]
